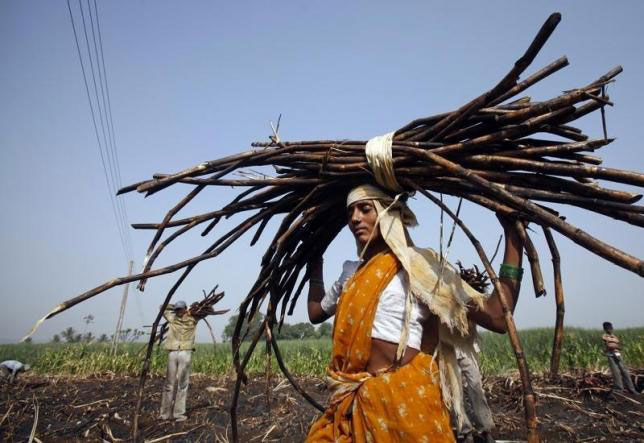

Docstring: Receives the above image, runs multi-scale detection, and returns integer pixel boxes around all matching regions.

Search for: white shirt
[0,360,26,374]
[320,260,429,350]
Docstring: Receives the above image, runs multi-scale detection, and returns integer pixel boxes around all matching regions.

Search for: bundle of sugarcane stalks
[190,286,229,318]
[458,263,491,295]
[23,12,644,442]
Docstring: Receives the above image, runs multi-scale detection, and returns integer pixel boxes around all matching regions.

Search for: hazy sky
[1,1,642,344]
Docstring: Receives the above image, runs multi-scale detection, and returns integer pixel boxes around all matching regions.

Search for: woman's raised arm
[469,216,525,333]
[307,256,332,324]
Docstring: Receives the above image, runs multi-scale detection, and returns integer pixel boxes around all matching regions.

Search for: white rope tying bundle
[365,131,402,192]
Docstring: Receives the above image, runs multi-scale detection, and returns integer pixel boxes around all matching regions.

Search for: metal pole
[111,260,133,355]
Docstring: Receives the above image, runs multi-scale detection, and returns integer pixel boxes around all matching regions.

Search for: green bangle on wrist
[499,263,523,281]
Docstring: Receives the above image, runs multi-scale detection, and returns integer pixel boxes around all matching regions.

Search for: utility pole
[111,260,133,355]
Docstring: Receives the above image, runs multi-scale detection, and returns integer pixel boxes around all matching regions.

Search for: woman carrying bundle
[306,184,524,442]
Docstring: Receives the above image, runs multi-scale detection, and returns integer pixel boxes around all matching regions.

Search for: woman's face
[347,200,381,246]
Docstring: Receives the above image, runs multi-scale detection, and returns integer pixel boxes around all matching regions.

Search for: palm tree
[83,332,95,343]
[61,327,78,343]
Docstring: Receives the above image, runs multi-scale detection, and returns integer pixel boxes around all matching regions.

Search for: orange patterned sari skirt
[306,251,454,443]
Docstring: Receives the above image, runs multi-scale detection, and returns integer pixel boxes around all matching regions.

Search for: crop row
[1,328,641,377]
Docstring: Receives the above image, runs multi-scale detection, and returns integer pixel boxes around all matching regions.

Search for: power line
[86,0,134,259]
[78,0,130,260]
[92,0,129,220]
[92,0,134,259]
[86,0,118,196]
[66,0,131,262]
[93,0,123,189]
[79,0,129,254]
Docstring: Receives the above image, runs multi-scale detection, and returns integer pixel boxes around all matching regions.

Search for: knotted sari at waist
[306,251,454,443]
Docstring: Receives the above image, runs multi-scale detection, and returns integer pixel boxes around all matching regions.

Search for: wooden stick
[265,318,272,412]
[417,13,562,142]
[269,325,325,412]
[138,185,205,291]
[430,106,576,156]
[466,169,639,203]
[492,138,613,158]
[400,146,644,277]
[543,227,565,380]
[24,205,274,339]
[490,184,644,215]
[463,154,644,187]
[489,56,569,106]
[407,181,540,442]
[515,223,547,297]
[203,318,218,354]
[230,319,267,443]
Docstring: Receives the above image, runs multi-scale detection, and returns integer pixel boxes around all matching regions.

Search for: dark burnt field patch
[1,370,642,442]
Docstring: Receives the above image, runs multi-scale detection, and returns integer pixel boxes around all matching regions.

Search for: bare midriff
[366,313,440,374]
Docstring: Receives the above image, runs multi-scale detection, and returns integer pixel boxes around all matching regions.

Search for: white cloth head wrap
[365,132,402,192]
[346,182,485,429]
[346,184,417,228]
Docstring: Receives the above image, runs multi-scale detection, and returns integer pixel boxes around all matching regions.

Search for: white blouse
[320,260,429,350]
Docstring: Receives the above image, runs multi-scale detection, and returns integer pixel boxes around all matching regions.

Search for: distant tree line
[49,312,329,344]
[49,312,148,343]
[51,326,145,344]
[221,313,332,342]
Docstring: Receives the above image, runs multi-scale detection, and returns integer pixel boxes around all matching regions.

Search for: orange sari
[307,251,455,443]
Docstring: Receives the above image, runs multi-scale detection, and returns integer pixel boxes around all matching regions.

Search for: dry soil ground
[1,370,642,442]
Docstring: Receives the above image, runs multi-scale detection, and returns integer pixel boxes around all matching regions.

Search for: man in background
[159,301,201,421]
[456,326,496,443]
[0,360,31,383]
[602,321,638,395]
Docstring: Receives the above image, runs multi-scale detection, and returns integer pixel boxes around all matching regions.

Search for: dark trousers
[607,354,637,394]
